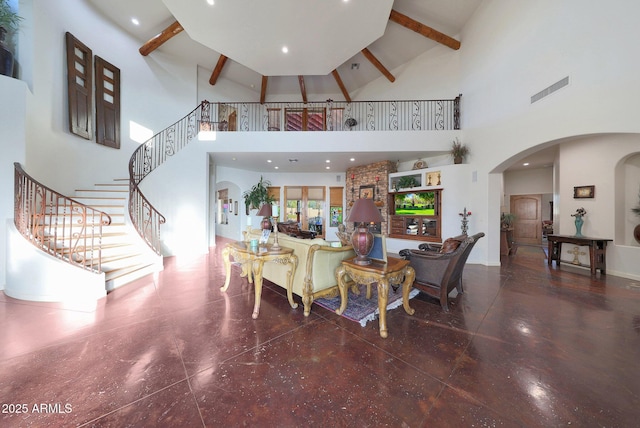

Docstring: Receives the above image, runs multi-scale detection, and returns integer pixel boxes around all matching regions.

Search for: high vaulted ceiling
[85,0,481,99]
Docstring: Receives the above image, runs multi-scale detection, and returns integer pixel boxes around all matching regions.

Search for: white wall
[23,0,196,193]
[458,0,640,272]
[0,76,28,289]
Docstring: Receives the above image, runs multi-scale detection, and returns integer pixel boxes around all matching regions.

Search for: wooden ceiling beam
[331,69,351,103]
[260,76,268,104]
[208,54,228,86]
[389,9,460,50]
[298,75,308,104]
[361,48,395,83]
[139,21,184,56]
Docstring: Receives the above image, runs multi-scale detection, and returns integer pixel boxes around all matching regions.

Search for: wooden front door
[511,194,542,245]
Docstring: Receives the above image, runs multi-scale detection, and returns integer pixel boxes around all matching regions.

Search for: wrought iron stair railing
[13,162,112,273]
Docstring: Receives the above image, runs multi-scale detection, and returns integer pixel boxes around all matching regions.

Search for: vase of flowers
[450,138,469,164]
[571,207,586,237]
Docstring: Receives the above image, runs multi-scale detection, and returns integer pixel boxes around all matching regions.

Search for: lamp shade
[346,197,384,224]
[347,198,384,265]
[257,204,272,217]
[257,204,272,230]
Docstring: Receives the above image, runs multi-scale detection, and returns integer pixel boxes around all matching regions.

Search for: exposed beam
[208,54,228,86]
[139,21,184,56]
[331,69,351,103]
[389,9,460,50]
[298,75,308,104]
[361,48,395,83]
[260,76,268,104]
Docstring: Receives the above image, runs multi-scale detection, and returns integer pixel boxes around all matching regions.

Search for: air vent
[531,76,569,104]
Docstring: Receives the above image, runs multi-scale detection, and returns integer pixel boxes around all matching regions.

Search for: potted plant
[450,138,469,164]
[398,176,418,190]
[0,0,23,77]
[500,212,516,229]
[243,176,274,215]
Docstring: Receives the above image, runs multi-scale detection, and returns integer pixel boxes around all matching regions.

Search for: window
[285,186,326,237]
[389,190,442,242]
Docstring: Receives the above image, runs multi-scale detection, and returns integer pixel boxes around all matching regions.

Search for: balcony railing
[128,96,460,255]
[204,96,461,132]
[14,163,112,273]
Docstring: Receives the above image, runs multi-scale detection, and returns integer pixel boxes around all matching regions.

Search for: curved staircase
[72,179,163,292]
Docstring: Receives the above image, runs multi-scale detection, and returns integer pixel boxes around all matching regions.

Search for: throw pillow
[440,238,461,254]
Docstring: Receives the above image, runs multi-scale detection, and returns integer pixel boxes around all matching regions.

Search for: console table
[335,256,415,338]
[222,241,297,319]
[546,235,612,276]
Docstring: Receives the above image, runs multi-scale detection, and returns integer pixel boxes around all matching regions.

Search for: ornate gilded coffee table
[222,241,297,319]
[335,256,415,338]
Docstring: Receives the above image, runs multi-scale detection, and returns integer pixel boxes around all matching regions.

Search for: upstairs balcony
[199,96,461,133]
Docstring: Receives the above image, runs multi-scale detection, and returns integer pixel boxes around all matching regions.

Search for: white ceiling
[162,0,394,76]
[83,0,554,173]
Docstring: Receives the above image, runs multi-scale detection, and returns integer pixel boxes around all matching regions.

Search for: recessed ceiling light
[131,18,140,26]
[326,166,330,170]
[350,158,355,162]
[206,0,214,5]
[523,162,530,166]
[274,166,279,169]
[267,159,272,163]
[282,46,289,54]
[325,160,330,163]
[232,157,236,161]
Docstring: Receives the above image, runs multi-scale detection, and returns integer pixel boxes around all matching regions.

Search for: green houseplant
[501,212,516,229]
[398,175,419,189]
[243,176,274,214]
[0,0,22,76]
[450,138,469,164]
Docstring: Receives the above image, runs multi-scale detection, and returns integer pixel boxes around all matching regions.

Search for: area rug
[314,284,420,327]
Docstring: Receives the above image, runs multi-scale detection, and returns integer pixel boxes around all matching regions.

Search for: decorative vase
[634,224,640,244]
[454,156,462,164]
[574,215,584,237]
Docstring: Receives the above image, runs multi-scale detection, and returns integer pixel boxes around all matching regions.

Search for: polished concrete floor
[1,238,639,427]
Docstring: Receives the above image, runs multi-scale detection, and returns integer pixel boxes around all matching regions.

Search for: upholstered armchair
[399,232,485,311]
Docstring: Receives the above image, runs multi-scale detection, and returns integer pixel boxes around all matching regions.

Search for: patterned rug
[314,283,420,327]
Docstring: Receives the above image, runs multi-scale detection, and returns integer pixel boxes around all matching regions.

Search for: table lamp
[346,198,384,265]
[257,204,272,230]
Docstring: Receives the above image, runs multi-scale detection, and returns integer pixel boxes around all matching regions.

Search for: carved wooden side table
[222,241,297,319]
[335,256,415,338]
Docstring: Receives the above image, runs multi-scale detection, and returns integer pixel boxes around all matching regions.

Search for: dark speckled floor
[1,239,639,427]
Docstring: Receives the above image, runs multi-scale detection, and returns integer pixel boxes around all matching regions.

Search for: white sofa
[245,229,355,315]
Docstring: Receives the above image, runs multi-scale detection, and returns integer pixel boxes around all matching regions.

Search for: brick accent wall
[345,160,397,234]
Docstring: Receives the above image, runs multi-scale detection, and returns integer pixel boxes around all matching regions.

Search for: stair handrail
[128,101,207,254]
[13,162,112,274]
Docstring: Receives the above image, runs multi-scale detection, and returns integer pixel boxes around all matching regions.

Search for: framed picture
[574,185,595,199]
[259,229,271,244]
[359,185,375,199]
[330,206,343,227]
[426,171,441,187]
